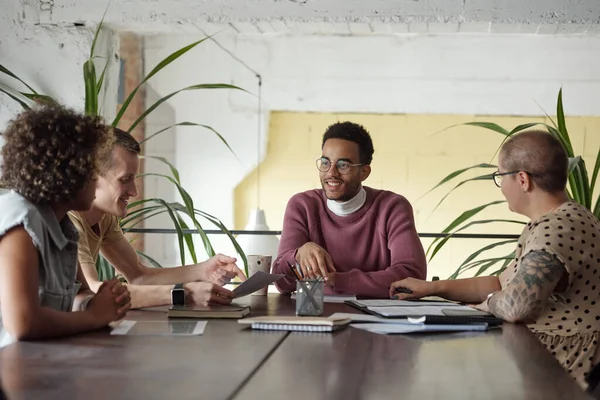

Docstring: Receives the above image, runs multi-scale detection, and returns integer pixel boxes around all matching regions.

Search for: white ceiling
[40,0,600,35]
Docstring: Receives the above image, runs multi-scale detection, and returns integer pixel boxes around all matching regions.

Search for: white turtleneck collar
[327,187,367,217]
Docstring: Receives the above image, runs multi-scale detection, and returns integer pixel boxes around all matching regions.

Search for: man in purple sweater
[272,121,427,298]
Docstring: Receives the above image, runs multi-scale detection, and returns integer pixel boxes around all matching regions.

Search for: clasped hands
[295,242,336,286]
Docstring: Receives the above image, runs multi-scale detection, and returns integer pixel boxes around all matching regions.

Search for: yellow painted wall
[234,112,600,279]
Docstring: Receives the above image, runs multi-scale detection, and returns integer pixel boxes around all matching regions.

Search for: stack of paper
[329,313,490,335]
[345,299,499,321]
[350,323,488,334]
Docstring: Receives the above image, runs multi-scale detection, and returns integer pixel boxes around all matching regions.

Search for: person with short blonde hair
[69,127,246,309]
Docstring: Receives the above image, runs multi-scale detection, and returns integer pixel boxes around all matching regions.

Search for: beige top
[499,201,600,388]
[68,211,124,265]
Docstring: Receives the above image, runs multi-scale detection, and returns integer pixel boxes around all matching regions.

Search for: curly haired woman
[0,105,131,345]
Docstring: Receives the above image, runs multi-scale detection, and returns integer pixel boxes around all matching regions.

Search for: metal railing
[126,228,520,240]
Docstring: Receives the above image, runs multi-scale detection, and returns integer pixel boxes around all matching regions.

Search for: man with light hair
[70,128,245,308]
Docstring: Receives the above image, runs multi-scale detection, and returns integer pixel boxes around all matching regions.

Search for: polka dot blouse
[499,201,600,388]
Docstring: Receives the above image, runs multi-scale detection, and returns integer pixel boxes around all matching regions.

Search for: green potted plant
[427,89,600,279]
[0,20,249,278]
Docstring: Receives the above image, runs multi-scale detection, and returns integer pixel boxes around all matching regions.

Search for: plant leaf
[0,85,30,109]
[0,63,39,94]
[556,88,574,154]
[449,239,517,279]
[126,84,245,133]
[83,59,98,115]
[19,92,57,105]
[176,216,198,264]
[590,146,600,203]
[120,205,164,226]
[474,254,514,276]
[545,125,574,156]
[142,156,181,183]
[122,197,187,265]
[122,209,168,230]
[138,173,216,257]
[96,254,116,280]
[429,172,497,215]
[137,250,163,268]
[142,122,241,164]
[192,208,249,277]
[96,58,110,94]
[112,36,213,127]
[486,122,544,161]
[420,163,496,200]
[463,122,510,136]
[428,201,506,261]
[427,218,525,260]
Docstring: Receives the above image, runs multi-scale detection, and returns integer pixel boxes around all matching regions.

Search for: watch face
[172,289,185,306]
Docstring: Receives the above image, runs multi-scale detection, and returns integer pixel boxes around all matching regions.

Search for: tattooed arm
[479,250,567,323]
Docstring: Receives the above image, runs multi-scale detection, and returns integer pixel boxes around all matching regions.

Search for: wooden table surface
[0,294,592,400]
[0,296,286,400]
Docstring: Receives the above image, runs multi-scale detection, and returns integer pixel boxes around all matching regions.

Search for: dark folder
[344,300,503,326]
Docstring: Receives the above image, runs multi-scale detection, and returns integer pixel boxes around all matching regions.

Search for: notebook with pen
[238,316,351,332]
[345,299,503,326]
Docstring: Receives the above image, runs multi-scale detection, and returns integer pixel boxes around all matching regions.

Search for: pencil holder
[296,280,324,316]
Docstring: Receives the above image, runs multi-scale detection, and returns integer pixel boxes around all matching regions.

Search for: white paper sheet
[110,320,207,336]
[232,271,284,298]
[328,312,412,324]
[350,323,488,334]
[352,299,464,307]
[367,304,476,317]
[291,293,357,303]
[329,313,413,325]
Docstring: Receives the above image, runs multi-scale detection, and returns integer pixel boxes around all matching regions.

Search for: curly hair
[1,105,114,205]
[322,121,375,164]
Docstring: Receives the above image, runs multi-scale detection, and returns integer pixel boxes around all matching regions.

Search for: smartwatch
[171,283,185,306]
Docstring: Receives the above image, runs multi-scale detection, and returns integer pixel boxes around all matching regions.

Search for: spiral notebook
[238,316,351,332]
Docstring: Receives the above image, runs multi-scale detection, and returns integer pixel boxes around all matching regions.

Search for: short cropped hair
[500,130,568,193]
[322,121,375,165]
[100,127,141,172]
[1,105,113,205]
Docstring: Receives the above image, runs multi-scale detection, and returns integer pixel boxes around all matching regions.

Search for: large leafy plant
[0,20,249,278]
[427,89,599,279]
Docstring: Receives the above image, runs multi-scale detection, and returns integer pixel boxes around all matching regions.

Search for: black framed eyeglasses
[316,157,364,175]
[492,170,537,187]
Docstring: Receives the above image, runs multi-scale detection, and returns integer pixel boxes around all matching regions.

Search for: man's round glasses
[316,158,364,175]
[492,170,537,187]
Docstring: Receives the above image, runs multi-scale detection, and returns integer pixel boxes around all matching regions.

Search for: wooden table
[0,295,592,400]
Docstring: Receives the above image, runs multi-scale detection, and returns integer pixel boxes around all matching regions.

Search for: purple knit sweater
[272,186,427,298]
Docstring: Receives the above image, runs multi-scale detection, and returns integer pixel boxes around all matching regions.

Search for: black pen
[394,287,413,294]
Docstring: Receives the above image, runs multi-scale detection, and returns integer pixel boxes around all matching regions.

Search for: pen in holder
[296,279,324,316]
